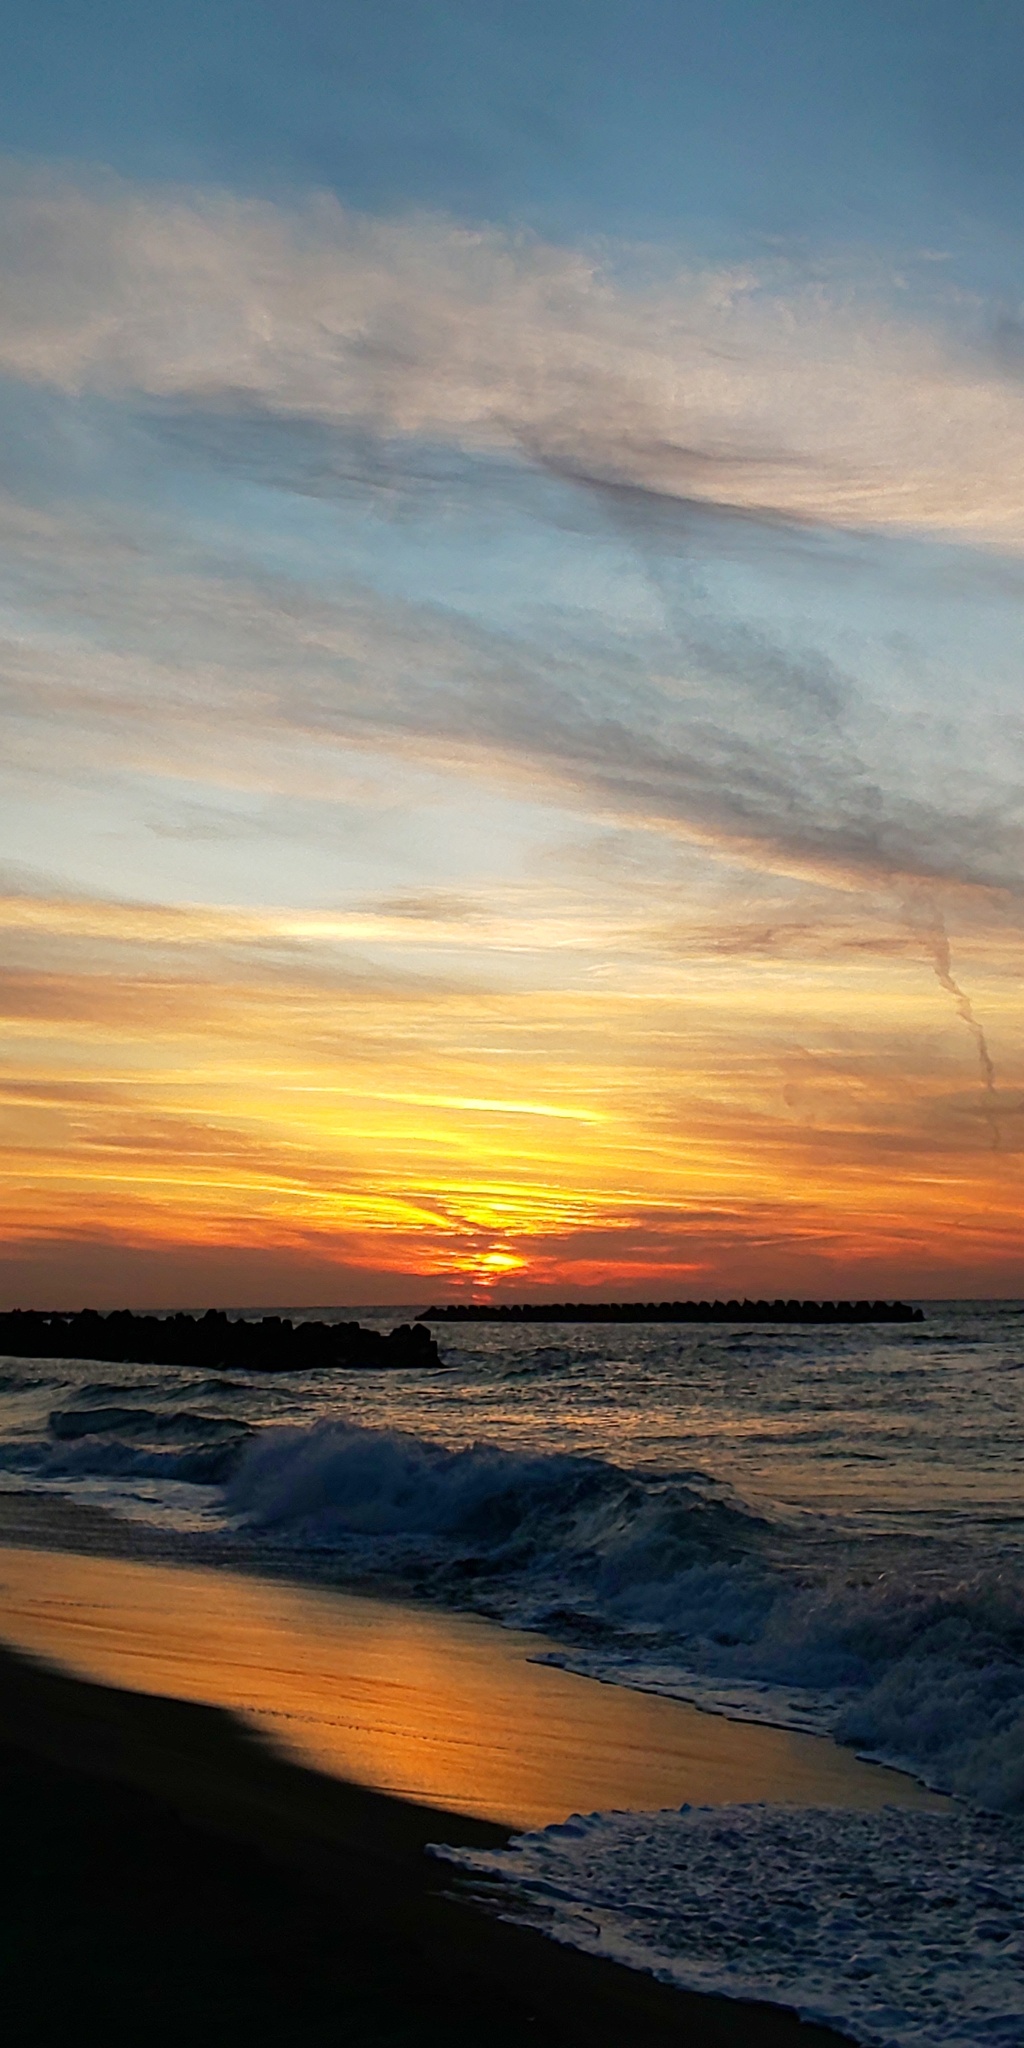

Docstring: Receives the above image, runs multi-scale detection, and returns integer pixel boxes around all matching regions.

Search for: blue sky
[7,0,1024,267]
[1,2,1022,1302]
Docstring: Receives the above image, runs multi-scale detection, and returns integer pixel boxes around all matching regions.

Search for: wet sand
[0,1635,857,2048]
[0,1543,944,1827]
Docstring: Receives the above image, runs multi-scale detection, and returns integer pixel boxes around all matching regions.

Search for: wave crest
[226,1417,1024,1810]
[225,1418,762,1566]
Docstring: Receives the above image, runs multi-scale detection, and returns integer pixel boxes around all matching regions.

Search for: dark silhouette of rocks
[419,1299,923,1325]
[0,1308,439,1371]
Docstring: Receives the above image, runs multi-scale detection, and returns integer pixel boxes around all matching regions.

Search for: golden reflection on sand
[0,1546,945,1827]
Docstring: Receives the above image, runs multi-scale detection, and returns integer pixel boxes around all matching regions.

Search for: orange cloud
[1,884,1021,1305]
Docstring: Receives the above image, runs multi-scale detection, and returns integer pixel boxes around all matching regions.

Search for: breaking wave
[0,1400,253,1488]
[225,1414,761,1558]
[224,1418,1024,1811]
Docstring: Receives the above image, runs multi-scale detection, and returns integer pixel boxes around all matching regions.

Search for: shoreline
[0,1490,950,1817]
[0,1635,855,2047]
[0,1529,946,1827]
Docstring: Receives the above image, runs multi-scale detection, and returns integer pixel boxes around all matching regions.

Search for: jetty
[419,1299,923,1325]
[0,1309,439,1371]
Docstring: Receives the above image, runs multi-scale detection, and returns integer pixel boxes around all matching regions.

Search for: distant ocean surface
[2,1302,1023,2045]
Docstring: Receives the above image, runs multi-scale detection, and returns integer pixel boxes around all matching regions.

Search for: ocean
[1,1300,1022,2046]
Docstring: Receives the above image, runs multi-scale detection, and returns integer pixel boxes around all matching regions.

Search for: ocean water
[436,1805,1024,2048]
[2,1300,1023,2044]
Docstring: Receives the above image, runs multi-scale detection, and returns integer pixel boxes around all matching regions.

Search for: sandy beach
[0,1541,944,1827]
[0,1628,859,2048]
[0,1532,949,2045]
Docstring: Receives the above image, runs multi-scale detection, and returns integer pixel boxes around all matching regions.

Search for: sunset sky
[2,1,1023,1306]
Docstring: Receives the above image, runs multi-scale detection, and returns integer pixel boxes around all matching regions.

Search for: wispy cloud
[3,165,1024,548]
[2,171,1023,918]
[4,489,1022,907]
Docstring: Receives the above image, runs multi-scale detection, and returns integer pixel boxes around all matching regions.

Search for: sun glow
[2,877,1021,1306]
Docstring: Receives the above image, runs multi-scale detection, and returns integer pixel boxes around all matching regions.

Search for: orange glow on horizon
[1,884,1021,1307]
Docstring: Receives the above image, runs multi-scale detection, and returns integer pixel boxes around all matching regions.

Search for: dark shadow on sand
[0,1640,853,2047]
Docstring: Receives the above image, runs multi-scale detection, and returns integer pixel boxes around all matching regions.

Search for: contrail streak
[923,915,1000,1150]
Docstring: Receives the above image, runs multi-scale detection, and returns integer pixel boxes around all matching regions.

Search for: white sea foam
[435,1804,1024,2048]
[223,1415,1024,1811]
